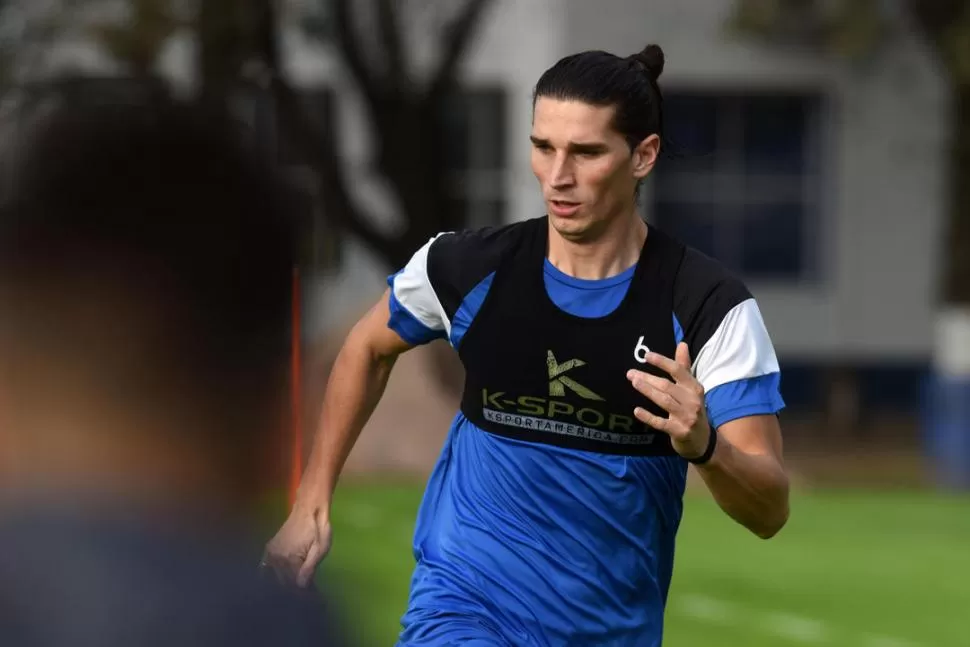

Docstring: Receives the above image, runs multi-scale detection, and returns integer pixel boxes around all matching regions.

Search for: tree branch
[250,0,396,262]
[426,0,493,101]
[375,0,407,86]
[332,0,380,101]
[252,0,281,70]
[272,75,397,262]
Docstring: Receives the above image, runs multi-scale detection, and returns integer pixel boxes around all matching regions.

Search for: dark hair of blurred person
[0,99,342,646]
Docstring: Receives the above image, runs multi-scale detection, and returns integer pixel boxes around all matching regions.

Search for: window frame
[642,83,836,286]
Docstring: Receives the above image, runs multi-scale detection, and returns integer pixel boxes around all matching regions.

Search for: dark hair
[533,43,665,152]
[0,99,299,454]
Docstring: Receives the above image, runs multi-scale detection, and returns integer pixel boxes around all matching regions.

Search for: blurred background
[0,0,967,646]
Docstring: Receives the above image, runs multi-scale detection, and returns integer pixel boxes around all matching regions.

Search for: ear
[631,134,660,180]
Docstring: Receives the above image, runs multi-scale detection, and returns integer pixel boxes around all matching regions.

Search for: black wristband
[686,426,717,465]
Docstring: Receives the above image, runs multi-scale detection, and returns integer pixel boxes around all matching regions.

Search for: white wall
[563,0,949,361]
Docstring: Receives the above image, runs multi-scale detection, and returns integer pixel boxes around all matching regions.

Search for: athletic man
[265,43,790,646]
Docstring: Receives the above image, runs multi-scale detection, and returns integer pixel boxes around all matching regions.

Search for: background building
[297,0,948,420]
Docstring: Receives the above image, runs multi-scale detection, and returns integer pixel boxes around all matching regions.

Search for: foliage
[727,0,892,63]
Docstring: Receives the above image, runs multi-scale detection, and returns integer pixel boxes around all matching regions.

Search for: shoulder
[425,217,538,293]
[672,244,754,344]
[386,218,539,344]
[668,239,779,378]
[667,243,784,424]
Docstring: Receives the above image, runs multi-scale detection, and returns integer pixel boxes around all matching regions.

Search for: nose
[550,153,575,190]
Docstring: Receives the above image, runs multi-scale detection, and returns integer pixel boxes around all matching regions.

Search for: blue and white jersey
[386,219,784,646]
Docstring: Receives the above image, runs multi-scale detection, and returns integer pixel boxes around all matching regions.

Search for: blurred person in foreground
[267,43,791,646]
[0,101,341,646]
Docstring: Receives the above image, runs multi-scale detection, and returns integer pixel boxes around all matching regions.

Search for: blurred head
[0,100,298,508]
[531,43,665,241]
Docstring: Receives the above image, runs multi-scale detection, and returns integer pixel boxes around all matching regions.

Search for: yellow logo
[546,350,603,401]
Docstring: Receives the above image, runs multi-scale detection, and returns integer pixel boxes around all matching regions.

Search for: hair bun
[632,43,665,82]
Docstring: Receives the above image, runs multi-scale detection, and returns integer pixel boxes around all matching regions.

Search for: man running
[265,43,790,646]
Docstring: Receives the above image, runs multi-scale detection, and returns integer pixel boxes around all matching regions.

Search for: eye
[573,147,606,158]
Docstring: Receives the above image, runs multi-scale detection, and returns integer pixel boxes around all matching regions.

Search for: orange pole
[288,266,303,508]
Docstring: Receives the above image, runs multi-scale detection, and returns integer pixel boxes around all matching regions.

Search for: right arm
[264,235,453,586]
[294,289,413,516]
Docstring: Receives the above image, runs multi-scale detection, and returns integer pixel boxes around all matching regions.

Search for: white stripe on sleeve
[693,298,780,392]
[391,234,452,337]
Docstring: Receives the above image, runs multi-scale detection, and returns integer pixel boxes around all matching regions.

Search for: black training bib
[457,216,686,457]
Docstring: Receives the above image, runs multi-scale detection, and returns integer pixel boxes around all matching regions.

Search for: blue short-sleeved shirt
[385,222,785,646]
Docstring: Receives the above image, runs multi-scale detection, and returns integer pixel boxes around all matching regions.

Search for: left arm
[628,279,791,537]
[693,414,789,539]
[628,352,790,539]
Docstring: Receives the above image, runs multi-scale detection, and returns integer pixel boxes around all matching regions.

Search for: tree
[248,0,498,398]
[728,0,970,483]
[0,0,497,395]
[1,0,497,269]
[251,0,497,271]
[0,0,185,101]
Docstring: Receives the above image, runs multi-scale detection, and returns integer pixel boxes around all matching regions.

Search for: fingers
[642,352,687,383]
[296,541,325,589]
[260,511,332,590]
[633,400,702,438]
[635,349,705,399]
[629,372,681,412]
[627,370,697,411]
[674,341,692,370]
[260,548,299,586]
[633,406,670,431]
[639,343,697,386]
[627,364,704,437]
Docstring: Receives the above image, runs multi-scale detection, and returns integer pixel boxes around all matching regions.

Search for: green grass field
[308,482,970,647]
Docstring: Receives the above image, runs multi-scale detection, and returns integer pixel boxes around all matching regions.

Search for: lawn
[305,482,970,647]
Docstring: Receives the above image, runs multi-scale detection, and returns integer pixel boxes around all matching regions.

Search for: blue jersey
[386,223,784,646]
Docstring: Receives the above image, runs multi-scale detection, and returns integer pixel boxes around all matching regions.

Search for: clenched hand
[262,504,332,589]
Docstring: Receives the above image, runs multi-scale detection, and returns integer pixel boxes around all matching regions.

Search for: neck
[547,213,648,280]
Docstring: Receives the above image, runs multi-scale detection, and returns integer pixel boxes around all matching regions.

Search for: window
[438,87,508,230]
[648,91,825,280]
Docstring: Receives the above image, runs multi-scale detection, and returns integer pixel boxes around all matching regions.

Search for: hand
[626,342,712,460]
[261,502,333,589]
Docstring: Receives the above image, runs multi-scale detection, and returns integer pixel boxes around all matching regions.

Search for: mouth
[549,200,581,217]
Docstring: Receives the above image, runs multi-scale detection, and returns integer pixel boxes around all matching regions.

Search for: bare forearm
[295,334,397,512]
[696,434,790,539]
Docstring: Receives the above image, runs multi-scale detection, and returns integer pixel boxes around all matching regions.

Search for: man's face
[530,97,658,241]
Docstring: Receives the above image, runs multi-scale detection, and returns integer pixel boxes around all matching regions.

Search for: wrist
[293,476,332,517]
[685,426,718,466]
[292,497,330,524]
